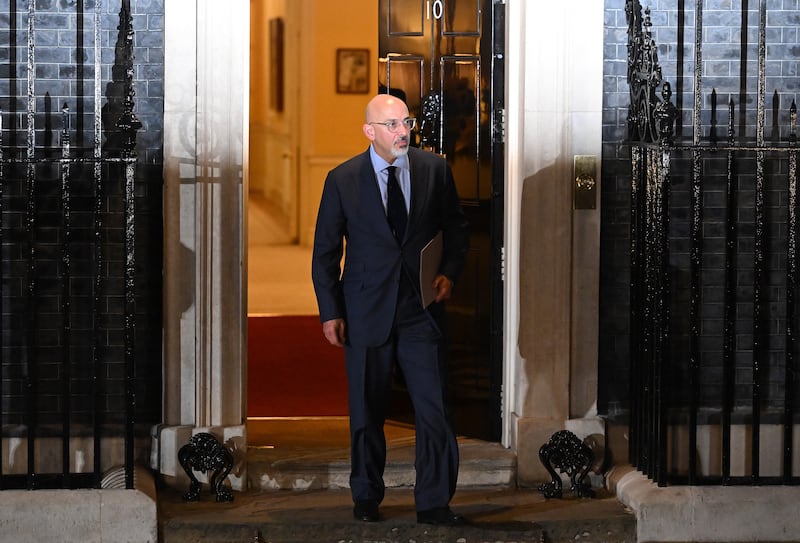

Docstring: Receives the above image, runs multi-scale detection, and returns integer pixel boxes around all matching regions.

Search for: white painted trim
[502,0,525,449]
[241,1,251,419]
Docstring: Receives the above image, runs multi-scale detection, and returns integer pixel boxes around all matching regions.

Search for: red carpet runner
[247,315,349,417]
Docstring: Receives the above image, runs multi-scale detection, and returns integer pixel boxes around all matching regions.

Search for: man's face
[363,97,411,163]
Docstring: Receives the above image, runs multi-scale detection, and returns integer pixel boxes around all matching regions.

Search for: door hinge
[493,108,505,144]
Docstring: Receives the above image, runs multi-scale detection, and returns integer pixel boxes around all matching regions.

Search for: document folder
[420,231,443,308]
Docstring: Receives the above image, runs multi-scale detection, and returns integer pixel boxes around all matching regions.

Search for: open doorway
[246,1,351,427]
[246,1,421,454]
[245,0,391,442]
[246,0,504,445]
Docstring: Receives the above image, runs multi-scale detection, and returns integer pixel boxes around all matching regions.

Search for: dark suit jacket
[312,146,469,348]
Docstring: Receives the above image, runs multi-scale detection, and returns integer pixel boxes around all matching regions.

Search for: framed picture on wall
[336,48,370,94]
[269,17,284,111]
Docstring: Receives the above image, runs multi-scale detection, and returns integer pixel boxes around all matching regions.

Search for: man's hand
[322,318,346,347]
[432,274,453,303]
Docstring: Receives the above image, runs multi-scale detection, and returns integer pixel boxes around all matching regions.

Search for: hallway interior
[246,194,417,449]
[247,192,317,316]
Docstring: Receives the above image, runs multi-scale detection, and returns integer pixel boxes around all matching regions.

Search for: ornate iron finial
[626,0,671,143]
[115,0,142,156]
[654,82,678,144]
[772,90,781,142]
[709,89,718,143]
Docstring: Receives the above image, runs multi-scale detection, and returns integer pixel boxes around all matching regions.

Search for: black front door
[379,0,504,441]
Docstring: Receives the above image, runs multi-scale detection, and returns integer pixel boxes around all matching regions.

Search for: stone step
[246,437,517,491]
[158,487,636,543]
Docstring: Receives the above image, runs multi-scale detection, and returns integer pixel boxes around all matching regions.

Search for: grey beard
[391,145,409,159]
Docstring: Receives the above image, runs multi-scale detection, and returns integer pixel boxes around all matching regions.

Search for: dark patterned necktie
[386,165,407,241]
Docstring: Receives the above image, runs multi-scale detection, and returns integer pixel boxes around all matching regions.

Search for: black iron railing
[0,0,140,491]
[627,0,800,486]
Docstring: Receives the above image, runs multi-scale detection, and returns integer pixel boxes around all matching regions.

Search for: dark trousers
[344,273,459,511]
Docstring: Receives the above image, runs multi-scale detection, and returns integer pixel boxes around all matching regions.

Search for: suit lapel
[357,152,396,240]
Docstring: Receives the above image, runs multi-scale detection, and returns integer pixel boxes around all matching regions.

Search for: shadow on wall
[518,160,572,412]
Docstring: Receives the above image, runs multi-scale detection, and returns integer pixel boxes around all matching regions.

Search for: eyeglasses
[368,118,416,133]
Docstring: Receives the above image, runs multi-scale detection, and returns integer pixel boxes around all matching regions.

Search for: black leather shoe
[416,506,467,526]
[353,500,380,522]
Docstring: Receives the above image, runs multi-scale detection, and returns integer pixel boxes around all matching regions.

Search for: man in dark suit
[311,93,469,525]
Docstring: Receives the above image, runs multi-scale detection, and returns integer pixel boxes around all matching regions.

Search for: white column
[507,0,604,485]
[154,0,249,491]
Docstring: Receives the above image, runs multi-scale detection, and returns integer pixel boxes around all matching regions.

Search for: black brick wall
[0,0,163,431]
[601,0,800,418]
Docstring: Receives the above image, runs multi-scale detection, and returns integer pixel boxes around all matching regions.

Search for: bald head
[362,93,412,163]
[365,94,409,123]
